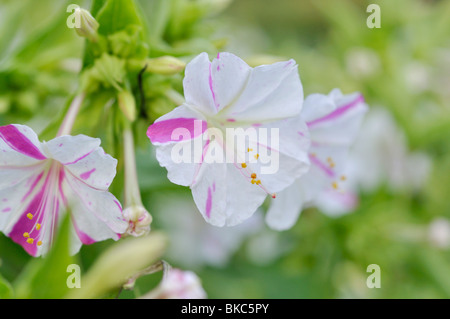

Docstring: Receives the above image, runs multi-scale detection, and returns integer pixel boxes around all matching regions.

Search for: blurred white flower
[154,194,263,269]
[428,218,450,249]
[404,62,431,94]
[142,268,207,299]
[350,107,431,193]
[345,47,381,79]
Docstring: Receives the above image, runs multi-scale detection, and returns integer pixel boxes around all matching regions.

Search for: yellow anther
[327,157,333,163]
[254,154,259,160]
[251,173,257,179]
[329,162,335,168]
[241,163,247,168]
[340,175,347,181]
[23,232,30,238]
[251,179,256,184]
[27,213,33,220]
[36,223,41,230]
[37,241,42,246]
[255,180,261,185]
[332,182,338,190]
[26,238,34,244]
[247,148,253,152]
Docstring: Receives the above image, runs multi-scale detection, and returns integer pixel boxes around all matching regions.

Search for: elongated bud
[123,205,153,237]
[118,90,137,122]
[73,7,99,42]
[146,56,186,75]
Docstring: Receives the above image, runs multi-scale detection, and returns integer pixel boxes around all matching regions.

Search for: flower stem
[123,125,143,207]
[57,92,86,136]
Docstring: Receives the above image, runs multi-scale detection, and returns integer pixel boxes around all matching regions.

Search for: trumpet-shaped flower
[266,89,368,230]
[0,124,127,256]
[147,52,310,226]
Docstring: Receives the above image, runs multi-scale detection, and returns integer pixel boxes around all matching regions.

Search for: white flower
[147,52,310,227]
[142,268,207,299]
[0,124,127,256]
[266,89,368,230]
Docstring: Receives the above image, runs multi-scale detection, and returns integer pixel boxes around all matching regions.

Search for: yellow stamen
[26,238,34,244]
[251,173,257,179]
[255,180,261,185]
[330,162,335,168]
[327,157,333,163]
[241,163,247,168]
[340,175,347,181]
[36,223,41,230]
[37,241,42,246]
[254,154,259,160]
[332,182,338,190]
[23,232,30,238]
[251,179,256,184]
[27,213,33,220]
[247,148,253,152]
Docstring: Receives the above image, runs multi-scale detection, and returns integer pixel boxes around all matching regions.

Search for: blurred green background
[1,0,450,299]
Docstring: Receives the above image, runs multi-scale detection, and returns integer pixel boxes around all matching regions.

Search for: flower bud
[145,56,186,76]
[123,205,153,237]
[141,268,207,299]
[73,7,99,42]
[118,90,137,122]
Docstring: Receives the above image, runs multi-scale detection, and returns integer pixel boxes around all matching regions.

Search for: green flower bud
[73,7,100,42]
[145,56,186,76]
[118,90,137,122]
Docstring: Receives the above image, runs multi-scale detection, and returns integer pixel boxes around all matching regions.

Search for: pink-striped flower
[266,89,368,230]
[0,124,127,256]
[147,52,310,227]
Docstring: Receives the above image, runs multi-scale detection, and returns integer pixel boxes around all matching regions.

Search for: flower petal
[0,124,47,166]
[225,59,303,122]
[265,180,305,231]
[183,52,218,116]
[63,170,127,247]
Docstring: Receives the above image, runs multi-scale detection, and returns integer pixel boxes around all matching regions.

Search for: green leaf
[13,214,78,299]
[96,0,143,36]
[0,273,13,299]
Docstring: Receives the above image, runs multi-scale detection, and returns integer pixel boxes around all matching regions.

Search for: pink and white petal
[0,165,48,233]
[154,133,208,187]
[147,105,208,146]
[44,134,101,166]
[301,93,336,123]
[2,168,60,257]
[226,60,303,122]
[314,188,359,217]
[63,171,127,239]
[183,52,218,116]
[265,180,306,231]
[62,147,118,191]
[209,52,251,113]
[247,116,311,194]
[190,160,227,226]
[306,91,368,133]
[0,124,47,166]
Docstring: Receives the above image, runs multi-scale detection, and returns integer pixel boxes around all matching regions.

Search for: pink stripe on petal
[309,154,335,178]
[206,186,213,218]
[9,185,50,256]
[80,168,96,180]
[63,150,94,165]
[0,125,46,160]
[147,118,207,144]
[307,94,365,128]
